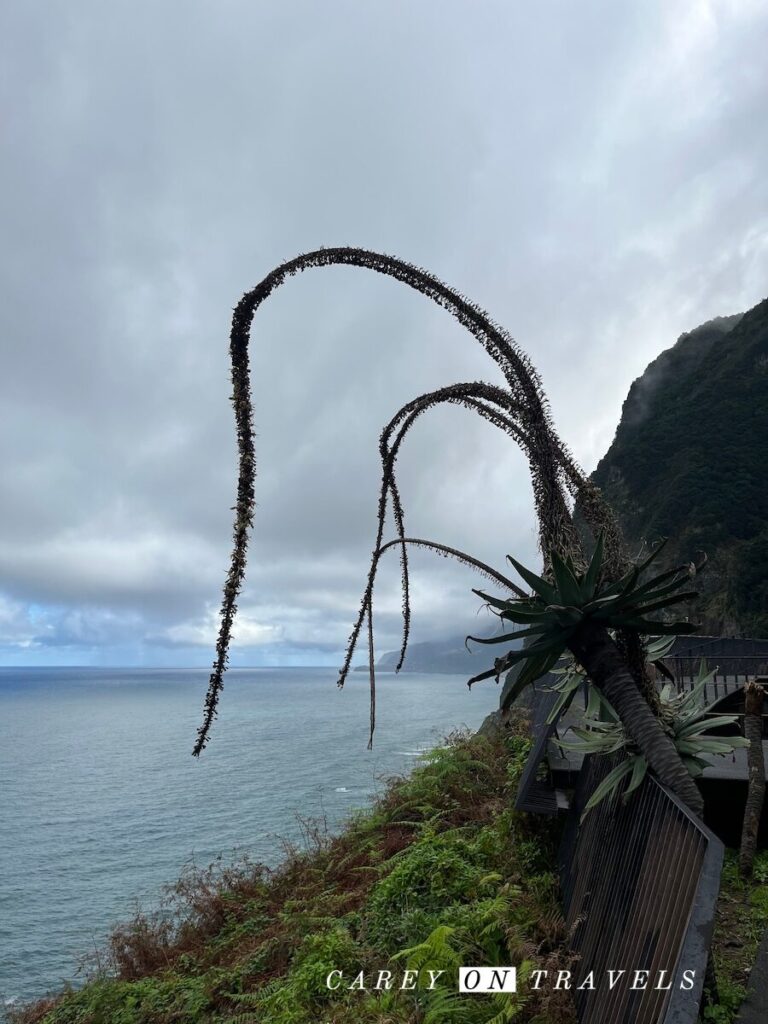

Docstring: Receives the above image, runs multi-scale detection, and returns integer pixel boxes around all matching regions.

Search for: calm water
[0,667,498,1008]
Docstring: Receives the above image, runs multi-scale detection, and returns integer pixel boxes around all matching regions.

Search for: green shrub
[365,829,493,950]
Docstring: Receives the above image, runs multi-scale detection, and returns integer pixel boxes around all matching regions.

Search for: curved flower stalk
[374,384,624,641]
[193,248,616,757]
[191,246,702,816]
[338,381,571,691]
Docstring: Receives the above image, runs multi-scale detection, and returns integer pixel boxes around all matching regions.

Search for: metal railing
[511,637,768,1021]
[665,636,768,693]
[558,754,723,1024]
[666,656,768,694]
[513,671,561,814]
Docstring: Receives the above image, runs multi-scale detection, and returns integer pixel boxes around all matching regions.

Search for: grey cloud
[1,1,766,663]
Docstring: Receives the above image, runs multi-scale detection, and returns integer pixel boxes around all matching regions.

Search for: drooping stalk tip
[341,378,617,694]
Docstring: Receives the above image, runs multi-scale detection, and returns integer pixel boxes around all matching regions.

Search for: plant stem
[739,678,766,879]
[569,620,705,816]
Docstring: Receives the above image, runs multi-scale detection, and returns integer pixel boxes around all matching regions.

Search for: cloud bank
[1,0,766,665]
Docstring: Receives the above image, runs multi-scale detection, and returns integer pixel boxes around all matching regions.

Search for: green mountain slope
[591,298,768,636]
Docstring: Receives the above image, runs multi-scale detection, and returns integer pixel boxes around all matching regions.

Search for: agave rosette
[466,534,700,707]
[544,634,678,728]
[555,658,750,818]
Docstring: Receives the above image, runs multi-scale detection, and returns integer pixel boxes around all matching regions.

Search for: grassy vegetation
[13,722,580,1024]
[700,849,768,1023]
[12,718,768,1024]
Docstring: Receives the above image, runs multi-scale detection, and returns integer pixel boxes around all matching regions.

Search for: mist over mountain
[355,634,520,675]
[591,297,768,636]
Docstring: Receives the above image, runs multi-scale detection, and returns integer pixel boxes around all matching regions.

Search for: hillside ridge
[591,296,768,635]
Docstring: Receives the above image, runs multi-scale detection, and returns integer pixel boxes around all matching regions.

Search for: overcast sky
[1,0,767,668]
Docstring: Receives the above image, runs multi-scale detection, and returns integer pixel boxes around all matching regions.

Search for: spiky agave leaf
[550,550,584,607]
[580,758,638,821]
[674,715,745,739]
[646,635,677,659]
[623,755,649,801]
[600,616,698,635]
[475,534,701,706]
[674,659,720,719]
[504,557,559,604]
[544,668,585,725]
[465,625,548,647]
[563,670,749,817]
[467,637,566,690]
[496,647,565,706]
[681,756,712,778]
[582,531,605,600]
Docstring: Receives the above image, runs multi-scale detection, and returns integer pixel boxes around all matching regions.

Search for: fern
[220,989,261,1024]
[392,923,461,976]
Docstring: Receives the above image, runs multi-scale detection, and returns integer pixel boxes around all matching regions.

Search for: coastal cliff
[590,297,768,636]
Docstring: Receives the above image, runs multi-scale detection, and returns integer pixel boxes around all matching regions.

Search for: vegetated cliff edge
[12,727,572,1024]
[590,297,768,637]
[13,723,768,1024]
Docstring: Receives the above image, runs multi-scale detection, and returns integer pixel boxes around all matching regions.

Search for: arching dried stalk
[193,248,626,756]
[337,380,629,712]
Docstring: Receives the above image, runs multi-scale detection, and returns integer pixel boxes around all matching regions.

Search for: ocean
[0,666,499,1009]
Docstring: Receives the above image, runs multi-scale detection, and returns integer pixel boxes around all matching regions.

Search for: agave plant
[465,534,707,814]
[466,533,699,698]
[192,247,704,815]
[544,635,677,728]
[553,659,749,819]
